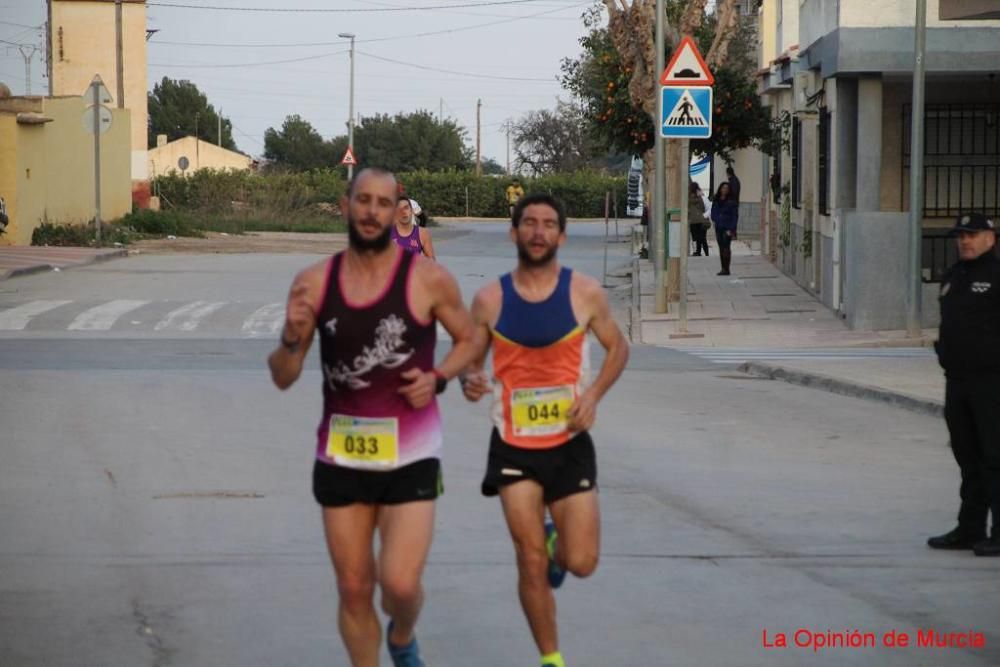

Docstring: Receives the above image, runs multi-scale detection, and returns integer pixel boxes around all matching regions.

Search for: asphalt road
[1,222,998,666]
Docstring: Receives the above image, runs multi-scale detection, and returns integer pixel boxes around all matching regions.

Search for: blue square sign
[661,87,713,139]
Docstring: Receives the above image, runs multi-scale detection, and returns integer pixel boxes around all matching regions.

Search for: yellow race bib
[510,385,574,437]
[326,415,399,468]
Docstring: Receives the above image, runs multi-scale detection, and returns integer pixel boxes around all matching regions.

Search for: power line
[147,0,549,12]
[146,0,587,49]
[150,49,348,69]
[0,20,41,30]
[231,123,265,147]
[358,51,556,82]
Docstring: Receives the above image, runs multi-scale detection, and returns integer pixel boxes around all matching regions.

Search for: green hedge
[398,170,628,218]
[154,168,347,214]
[151,168,628,220]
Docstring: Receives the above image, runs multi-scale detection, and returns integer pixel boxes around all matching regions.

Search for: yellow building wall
[0,116,19,245]
[148,137,252,178]
[0,96,131,246]
[759,0,778,65]
[50,0,148,181]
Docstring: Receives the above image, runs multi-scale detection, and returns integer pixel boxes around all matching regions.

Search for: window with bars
[901,103,1000,219]
[791,117,802,209]
[818,108,831,215]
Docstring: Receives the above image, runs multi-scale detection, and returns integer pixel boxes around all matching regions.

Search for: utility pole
[475,98,482,176]
[218,108,222,146]
[91,79,103,245]
[46,0,53,95]
[194,112,200,169]
[653,0,667,313]
[338,32,356,180]
[17,45,38,95]
[504,119,512,175]
[439,97,443,123]
[907,0,927,337]
[115,0,124,109]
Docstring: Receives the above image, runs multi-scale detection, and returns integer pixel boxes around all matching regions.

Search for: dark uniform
[929,212,1000,556]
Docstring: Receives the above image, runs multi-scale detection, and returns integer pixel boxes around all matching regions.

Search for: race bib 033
[326,415,399,468]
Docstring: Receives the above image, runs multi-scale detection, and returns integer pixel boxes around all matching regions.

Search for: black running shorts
[481,429,597,504]
[313,458,442,507]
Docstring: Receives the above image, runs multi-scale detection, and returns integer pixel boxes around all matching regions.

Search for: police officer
[928,212,1000,556]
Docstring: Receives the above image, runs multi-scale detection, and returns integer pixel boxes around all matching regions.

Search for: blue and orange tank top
[314,248,441,470]
[391,224,425,256]
[490,266,590,449]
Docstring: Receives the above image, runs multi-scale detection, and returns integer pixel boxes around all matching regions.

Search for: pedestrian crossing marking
[0,300,72,330]
[0,298,459,339]
[664,89,708,128]
[673,346,935,364]
[241,303,286,336]
[67,300,150,331]
[154,301,227,332]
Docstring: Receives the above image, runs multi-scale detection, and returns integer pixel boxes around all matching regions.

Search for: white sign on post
[83,75,114,106]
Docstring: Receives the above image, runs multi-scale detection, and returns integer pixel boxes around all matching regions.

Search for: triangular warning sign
[660,36,714,86]
[341,147,357,165]
[663,89,708,129]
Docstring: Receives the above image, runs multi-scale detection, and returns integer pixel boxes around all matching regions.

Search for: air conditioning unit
[793,70,821,114]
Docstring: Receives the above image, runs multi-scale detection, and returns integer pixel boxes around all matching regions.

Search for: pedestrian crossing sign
[660,87,713,139]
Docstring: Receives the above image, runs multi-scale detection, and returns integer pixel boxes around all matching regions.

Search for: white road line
[154,301,227,332]
[67,300,150,331]
[242,303,285,336]
[0,300,72,330]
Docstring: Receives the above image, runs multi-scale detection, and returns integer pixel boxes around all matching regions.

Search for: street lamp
[338,32,356,181]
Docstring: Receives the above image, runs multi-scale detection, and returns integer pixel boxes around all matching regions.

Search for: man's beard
[516,240,558,267]
[348,217,392,252]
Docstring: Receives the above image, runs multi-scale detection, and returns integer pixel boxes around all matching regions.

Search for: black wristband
[281,331,301,352]
[434,370,448,395]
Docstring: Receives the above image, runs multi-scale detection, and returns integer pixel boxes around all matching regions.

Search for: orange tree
[561,2,772,165]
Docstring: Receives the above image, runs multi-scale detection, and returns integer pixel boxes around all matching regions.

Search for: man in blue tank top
[268,168,478,667]
[461,193,630,667]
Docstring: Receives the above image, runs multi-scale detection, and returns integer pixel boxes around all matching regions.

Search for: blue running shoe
[544,520,566,589]
[386,620,425,667]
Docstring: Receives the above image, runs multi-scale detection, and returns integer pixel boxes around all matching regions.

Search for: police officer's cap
[952,212,996,234]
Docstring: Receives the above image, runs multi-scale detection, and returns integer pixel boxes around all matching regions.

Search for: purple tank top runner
[315,249,441,470]
[391,224,425,255]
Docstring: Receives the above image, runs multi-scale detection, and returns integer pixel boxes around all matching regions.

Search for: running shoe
[544,520,566,589]
[386,620,425,667]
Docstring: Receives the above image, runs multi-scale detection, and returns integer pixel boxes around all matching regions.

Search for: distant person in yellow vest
[506,179,525,217]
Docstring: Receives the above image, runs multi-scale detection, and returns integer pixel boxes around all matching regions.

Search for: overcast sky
[1,0,600,166]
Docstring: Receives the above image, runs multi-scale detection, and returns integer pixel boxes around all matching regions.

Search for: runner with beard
[269,168,476,667]
[460,193,629,667]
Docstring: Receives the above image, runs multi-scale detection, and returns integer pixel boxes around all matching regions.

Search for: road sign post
[660,37,713,336]
[84,75,113,246]
[341,146,357,170]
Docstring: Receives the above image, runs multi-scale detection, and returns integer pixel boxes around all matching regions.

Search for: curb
[739,361,944,417]
[2,264,54,280]
[0,248,127,281]
[629,256,642,343]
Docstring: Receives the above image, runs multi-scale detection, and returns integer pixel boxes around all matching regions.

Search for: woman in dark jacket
[710,182,738,276]
[688,181,709,256]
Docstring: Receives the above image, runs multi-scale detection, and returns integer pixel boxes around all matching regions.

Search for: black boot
[927,526,985,550]
[974,535,1000,556]
[717,249,731,276]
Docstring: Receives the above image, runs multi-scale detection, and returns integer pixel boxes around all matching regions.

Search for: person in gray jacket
[688,182,709,256]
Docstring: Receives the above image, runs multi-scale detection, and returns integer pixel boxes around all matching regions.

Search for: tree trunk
[604,1,740,221]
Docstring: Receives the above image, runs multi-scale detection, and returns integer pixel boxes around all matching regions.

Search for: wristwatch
[434,369,448,395]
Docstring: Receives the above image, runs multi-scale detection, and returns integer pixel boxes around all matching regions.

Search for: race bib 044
[326,415,399,468]
[510,385,574,437]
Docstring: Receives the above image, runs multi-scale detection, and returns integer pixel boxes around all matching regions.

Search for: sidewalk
[0,246,126,280]
[629,239,946,415]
